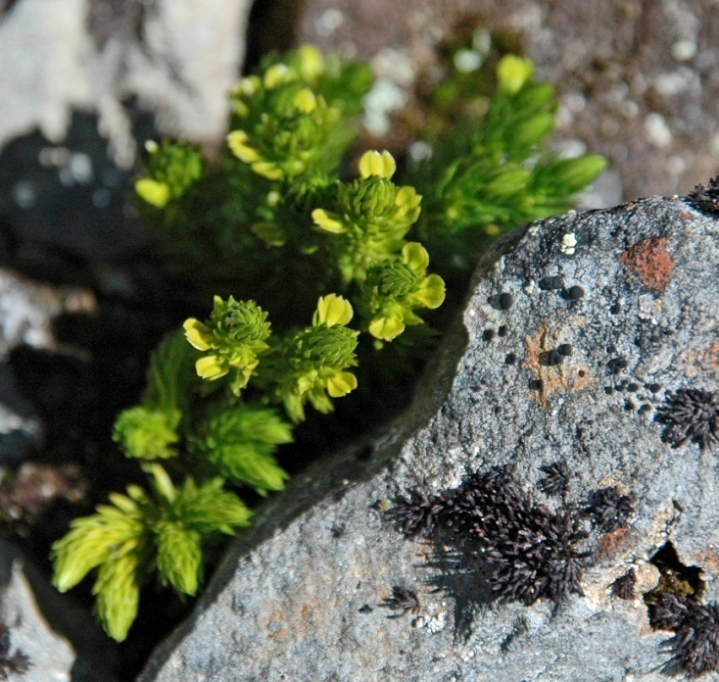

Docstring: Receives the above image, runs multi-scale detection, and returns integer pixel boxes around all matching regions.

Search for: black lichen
[393,490,450,537]
[0,623,30,680]
[686,177,719,215]
[538,461,569,497]
[539,276,564,291]
[668,600,719,677]
[558,343,573,357]
[565,285,585,300]
[607,357,628,374]
[584,487,634,533]
[611,568,636,600]
[380,586,420,618]
[656,388,719,450]
[499,293,514,310]
[394,466,591,606]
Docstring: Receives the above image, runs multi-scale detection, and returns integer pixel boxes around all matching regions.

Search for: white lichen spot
[414,609,447,633]
[524,279,540,295]
[560,232,577,255]
[528,224,541,236]
[644,113,672,148]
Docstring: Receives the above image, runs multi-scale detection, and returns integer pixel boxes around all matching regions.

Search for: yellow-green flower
[294,88,318,114]
[135,178,171,208]
[297,44,325,82]
[363,243,445,342]
[312,208,346,234]
[497,55,534,95]
[278,295,358,422]
[227,130,261,163]
[393,185,422,227]
[359,150,396,179]
[313,294,353,327]
[183,297,271,395]
[264,63,296,90]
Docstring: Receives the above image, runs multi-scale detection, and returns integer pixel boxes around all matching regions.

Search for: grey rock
[0,363,41,466]
[0,539,116,682]
[139,196,719,681]
[0,0,253,167]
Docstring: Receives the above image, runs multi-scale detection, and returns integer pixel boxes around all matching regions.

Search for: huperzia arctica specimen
[52,39,606,642]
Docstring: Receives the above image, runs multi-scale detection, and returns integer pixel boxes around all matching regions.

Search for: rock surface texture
[139,196,719,681]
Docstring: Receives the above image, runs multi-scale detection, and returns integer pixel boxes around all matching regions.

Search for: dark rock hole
[643,541,705,622]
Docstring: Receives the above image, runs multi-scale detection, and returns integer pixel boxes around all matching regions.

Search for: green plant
[52,42,606,641]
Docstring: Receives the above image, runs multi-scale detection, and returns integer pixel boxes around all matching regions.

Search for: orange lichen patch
[596,525,631,557]
[619,237,674,292]
[524,326,596,409]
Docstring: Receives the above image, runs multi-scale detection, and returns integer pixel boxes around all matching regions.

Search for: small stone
[566,285,585,300]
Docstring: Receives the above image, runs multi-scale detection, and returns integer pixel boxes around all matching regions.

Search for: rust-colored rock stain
[524,326,595,409]
[619,237,674,291]
[596,525,631,558]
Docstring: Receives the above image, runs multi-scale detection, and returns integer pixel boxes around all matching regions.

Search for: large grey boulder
[139,195,719,681]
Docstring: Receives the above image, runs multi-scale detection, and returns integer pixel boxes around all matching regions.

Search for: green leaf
[189,405,291,494]
[172,477,254,534]
[113,406,179,460]
[155,521,203,595]
[143,329,194,417]
[93,554,142,642]
[52,497,146,593]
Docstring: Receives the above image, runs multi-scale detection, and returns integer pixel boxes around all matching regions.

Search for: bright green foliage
[52,465,251,641]
[135,140,203,208]
[412,54,607,247]
[189,405,292,493]
[112,330,193,459]
[112,406,179,460]
[55,40,606,641]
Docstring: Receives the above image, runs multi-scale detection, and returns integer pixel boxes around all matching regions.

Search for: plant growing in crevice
[52,40,605,641]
